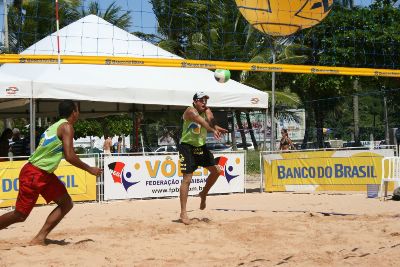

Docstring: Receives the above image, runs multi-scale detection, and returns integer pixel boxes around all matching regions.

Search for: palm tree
[80,1,131,31]
[334,0,354,9]
[12,0,22,9]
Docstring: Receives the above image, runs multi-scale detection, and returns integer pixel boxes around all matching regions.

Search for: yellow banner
[1,54,400,77]
[0,160,96,208]
[264,150,393,192]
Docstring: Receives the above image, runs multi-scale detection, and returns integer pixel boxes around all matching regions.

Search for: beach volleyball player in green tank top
[178,92,228,225]
[0,100,102,245]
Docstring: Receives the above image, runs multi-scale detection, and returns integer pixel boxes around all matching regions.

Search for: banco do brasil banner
[263,149,394,192]
[0,158,97,208]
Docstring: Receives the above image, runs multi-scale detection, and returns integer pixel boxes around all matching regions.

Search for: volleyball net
[0,0,399,77]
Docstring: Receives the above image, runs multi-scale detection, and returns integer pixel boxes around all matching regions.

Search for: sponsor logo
[104,59,145,65]
[250,97,260,104]
[19,57,61,64]
[188,122,201,134]
[251,65,283,72]
[40,132,57,146]
[310,68,339,74]
[179,154,185,163]
[374,70,400,77]
[108,162,139,191]
[5,86,19,95]
[181,62,216,69]
[277,164,377,179]
[215,156,239,183]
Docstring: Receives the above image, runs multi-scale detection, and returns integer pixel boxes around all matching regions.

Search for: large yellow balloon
[235,0,333,36]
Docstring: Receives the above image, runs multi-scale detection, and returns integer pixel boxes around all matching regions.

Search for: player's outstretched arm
[184,107,221,139]
[59,123,102,176]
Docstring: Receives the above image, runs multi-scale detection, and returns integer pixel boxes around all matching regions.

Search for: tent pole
[264,108,268,151]
[55,0,61,69]
[29,98,36,155]
[230,109,237,150]
[270,49,276,151]
[3,0,9,51]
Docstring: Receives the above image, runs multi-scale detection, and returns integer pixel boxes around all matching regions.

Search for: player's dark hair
[59,100,77,118]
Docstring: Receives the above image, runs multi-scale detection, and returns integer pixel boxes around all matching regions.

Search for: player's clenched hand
[88,167,102,176]
[216,125,228,134]
[213,129,222,140]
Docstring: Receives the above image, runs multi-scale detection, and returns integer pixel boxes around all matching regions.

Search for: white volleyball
[214,69,231,83]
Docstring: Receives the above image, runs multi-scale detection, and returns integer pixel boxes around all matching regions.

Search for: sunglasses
[196,98,208,104]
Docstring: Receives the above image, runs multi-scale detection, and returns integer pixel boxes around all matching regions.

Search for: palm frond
[276,55,309,65]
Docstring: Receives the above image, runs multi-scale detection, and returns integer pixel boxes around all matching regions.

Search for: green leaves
[74,115,133,139]
[74,119,102,139]
[158,39,182,55]
[104,115,133,137]
[82,1,132,30]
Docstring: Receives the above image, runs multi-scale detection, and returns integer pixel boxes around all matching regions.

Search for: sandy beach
[1,183,400,267]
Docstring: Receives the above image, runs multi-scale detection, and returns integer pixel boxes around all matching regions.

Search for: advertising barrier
[263,149,394,192]
[0,158,97,208]
[103,153,245,200]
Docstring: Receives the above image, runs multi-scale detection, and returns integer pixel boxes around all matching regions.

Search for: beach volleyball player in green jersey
[0,100,102,245]
[178,92,228,225]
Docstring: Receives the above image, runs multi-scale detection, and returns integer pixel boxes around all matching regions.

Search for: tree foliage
[80,1,131,30]
[4,0,131,53]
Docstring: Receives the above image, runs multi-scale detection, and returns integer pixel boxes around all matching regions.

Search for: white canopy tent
[0,15,268,151]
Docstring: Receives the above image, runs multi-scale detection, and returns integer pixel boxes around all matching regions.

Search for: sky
[0,0,386,45]
[103,0,157,34]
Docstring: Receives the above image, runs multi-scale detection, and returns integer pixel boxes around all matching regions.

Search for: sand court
[1,191,400,267]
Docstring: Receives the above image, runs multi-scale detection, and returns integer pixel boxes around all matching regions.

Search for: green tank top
[180,107,207,147]
[29,119,67,173]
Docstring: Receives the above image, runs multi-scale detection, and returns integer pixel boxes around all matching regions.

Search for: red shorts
[16,162,68,216]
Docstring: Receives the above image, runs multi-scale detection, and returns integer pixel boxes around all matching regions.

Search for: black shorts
[178,143,216,174]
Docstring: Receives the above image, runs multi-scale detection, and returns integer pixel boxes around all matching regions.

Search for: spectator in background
[11,128,27,158]
[279,128,295,151]
[159,128,175,146]
[0,128,13,161]
[23,134,31,156]
[395,128,400,152]
[103,135,112,155]
[116,136,123,153]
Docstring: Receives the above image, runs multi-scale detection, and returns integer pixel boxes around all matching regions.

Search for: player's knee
[64,198,74,213]
[181,175,192,186]
[66,200,74,212]
[210,165,220,175]
[57,195,73,213]
[14,211,28,222]
[181,179,191,187]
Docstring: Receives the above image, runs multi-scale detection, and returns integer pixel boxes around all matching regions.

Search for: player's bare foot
[199,191,206,210]
[180,213,191,225]
[29,238,47,246]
